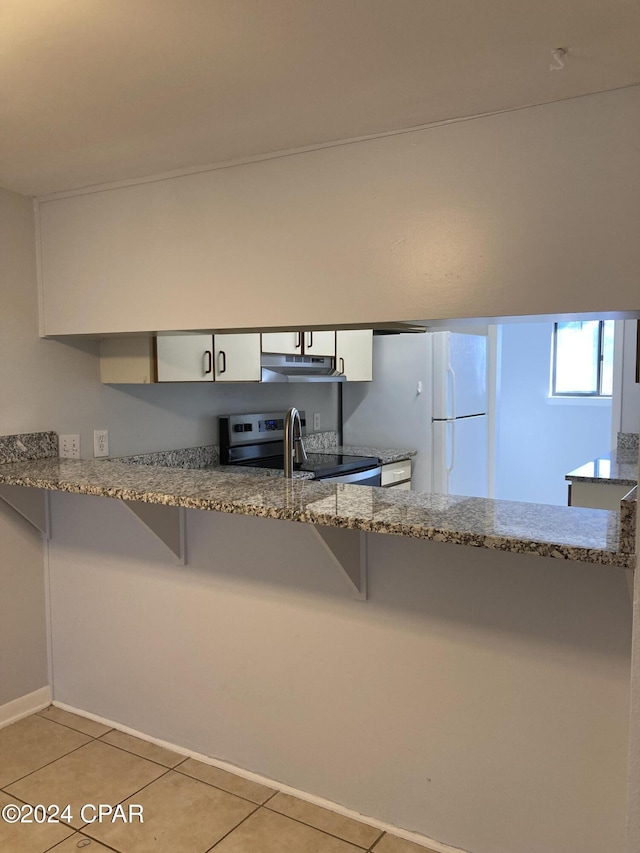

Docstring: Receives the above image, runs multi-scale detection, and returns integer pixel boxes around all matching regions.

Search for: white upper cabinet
[156,333,260,383]
[99,330,359,383]
[261,332,302,355]
[303,331,335,356]
[214,334,261,382]
[336,330,373,381]
[261,330,335,357]
[156,334,213,382]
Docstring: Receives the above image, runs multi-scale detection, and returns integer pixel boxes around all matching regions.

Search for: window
[551,320,614,397]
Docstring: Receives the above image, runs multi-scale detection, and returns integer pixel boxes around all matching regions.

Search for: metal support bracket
[123,501,187,565]
[0,485,50,539]
[310,525,368,600]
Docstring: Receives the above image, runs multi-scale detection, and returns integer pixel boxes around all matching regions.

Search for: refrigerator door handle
[446,420,456,479]
[447,366,457,420]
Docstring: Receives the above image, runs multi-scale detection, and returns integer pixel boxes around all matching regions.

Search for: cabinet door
[156,334,214,382]
[261,332,302,354]
[100,337,155,384]
[336,330,373,381]
[304,331,335,356]
[214,334,261,382]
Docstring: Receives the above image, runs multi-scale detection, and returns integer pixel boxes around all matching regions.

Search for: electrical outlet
[313,412,321,431]
[59,434,80,459]
[94,429,109,458]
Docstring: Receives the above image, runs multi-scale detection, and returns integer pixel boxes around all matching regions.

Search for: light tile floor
[0,708,438,853]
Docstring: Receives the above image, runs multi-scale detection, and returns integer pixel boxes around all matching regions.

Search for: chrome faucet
[284,407,308,478]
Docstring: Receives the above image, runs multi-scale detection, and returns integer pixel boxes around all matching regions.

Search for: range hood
[260,354,346,383]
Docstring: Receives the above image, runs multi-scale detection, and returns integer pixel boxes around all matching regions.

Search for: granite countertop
[302,430,416,465]
[314,445,416,465]
[0,431,634,569]
[0,455,634,569]
[566,432,638,486]
[566,451,638,486]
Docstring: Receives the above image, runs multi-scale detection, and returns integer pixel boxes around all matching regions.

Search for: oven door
[317,466,382,486]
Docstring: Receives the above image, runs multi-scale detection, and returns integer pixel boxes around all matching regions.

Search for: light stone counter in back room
[0,451,635,569]
[566,432,639,486]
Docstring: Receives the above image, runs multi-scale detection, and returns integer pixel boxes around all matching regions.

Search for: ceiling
[2,0,639,197]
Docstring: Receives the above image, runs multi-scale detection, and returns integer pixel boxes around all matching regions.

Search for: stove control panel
[259,418,284,432]
[220,411,306,450]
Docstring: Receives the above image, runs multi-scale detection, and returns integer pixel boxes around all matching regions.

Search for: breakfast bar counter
[0,431,635,569]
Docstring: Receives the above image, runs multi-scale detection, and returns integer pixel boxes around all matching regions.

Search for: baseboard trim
[53,700,468,853]
[0,686,51,729]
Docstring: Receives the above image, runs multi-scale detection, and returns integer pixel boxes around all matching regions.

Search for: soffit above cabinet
[36,87,640,337]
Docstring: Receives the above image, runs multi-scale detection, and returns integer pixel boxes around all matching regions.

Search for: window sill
[546,395,612,407]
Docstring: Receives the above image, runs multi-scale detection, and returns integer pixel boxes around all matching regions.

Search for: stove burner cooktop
[237,452,379,479]
[219,411,381,482]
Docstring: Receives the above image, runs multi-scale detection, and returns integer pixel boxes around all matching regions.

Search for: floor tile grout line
[39,829,78,853]
[204,802,263,851]
[0,788,43,807]
[369,829,387,850]
[260,788,280,806]
[2,739,97,790]
[261,801,379,849]
[79,766,175,836]
[36,707,113,739]
[42,828,121,853]
[173,764,279,807]
[74,830,124,853]
[70,830,131,853]
[94,731,186,771]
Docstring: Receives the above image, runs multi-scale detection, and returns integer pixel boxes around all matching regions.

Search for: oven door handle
[317,466,382,485]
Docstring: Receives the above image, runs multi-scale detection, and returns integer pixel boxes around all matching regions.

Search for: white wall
[38,86,640,335]
[494,322,613,506]
[0,188,51,703]
[95,380,338,457]
[48,493,631,853]
[342,334,433,491]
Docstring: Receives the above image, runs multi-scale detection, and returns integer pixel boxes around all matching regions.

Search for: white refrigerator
[431,332,488,497]
[341,331,489,496]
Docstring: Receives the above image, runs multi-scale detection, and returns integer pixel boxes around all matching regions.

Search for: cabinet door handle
[295,331,302,350]
[307,331,313,350]
[218,350,227,374]
[339,357,345,375]
[203,351,212,375]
